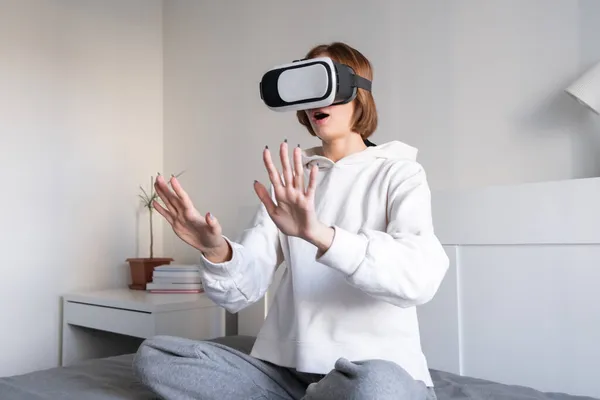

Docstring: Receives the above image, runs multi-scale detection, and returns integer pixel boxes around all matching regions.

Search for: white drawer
[64,301,155,338]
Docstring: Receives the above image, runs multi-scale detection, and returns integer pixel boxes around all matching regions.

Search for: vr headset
[259,56,372,112]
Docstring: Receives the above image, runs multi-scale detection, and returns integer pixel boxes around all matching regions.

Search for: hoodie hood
[302,140,418,170]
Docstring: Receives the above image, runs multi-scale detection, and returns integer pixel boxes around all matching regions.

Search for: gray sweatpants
[133,335,436,400]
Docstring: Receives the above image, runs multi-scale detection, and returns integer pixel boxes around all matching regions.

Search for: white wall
[450,0,600,188]
[0,0,163,376]
[162,0,600,261]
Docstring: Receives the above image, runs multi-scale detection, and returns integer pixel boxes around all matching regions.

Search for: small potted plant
[126,171,184,290]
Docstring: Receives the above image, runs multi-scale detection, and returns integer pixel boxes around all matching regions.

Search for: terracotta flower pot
[126,257,174,290]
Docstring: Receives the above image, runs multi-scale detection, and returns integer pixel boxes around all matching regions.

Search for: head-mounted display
[259,56,372,112]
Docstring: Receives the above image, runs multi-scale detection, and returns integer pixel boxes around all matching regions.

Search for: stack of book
[146,264,204,293]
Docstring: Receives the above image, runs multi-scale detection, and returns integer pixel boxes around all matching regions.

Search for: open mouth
[313,111,329,121]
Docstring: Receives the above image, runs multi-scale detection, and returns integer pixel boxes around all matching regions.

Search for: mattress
[0,336,597,400]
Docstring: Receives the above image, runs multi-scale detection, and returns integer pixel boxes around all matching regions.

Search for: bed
[415,177,600,399]
[0,335,597,400]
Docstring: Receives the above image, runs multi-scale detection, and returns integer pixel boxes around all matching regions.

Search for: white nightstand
[61,288,227,366]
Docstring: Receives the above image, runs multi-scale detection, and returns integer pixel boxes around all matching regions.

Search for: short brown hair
[296,42,378,139]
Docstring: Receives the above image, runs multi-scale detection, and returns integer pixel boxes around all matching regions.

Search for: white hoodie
[199,140,449,386]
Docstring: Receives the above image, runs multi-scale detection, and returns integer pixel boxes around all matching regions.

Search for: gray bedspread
[0,353,153,400]
[0,336,597,400]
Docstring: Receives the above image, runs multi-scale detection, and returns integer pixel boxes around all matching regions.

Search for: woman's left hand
[253,141,334,252]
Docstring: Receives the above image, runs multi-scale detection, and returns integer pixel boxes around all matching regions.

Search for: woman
[134,42,448,400]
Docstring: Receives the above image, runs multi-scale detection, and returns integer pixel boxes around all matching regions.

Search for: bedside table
[61,288,227,366]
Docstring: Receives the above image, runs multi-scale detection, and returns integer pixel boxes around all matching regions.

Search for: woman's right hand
[153,174,232,263]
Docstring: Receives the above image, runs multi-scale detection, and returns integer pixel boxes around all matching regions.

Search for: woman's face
[304,100,355,142]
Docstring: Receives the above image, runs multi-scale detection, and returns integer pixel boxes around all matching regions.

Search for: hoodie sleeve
[316,162,449,308]
[199,199,283,314]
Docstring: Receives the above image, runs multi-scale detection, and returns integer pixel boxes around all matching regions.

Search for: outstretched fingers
[253,180,277,216]
[154,175,180,214]
[306,164,318,198]
[263,146,284,190]
[293,145,304,190]
[169,174,194,210]
[152,199,174,225]
[280,141,293,188]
